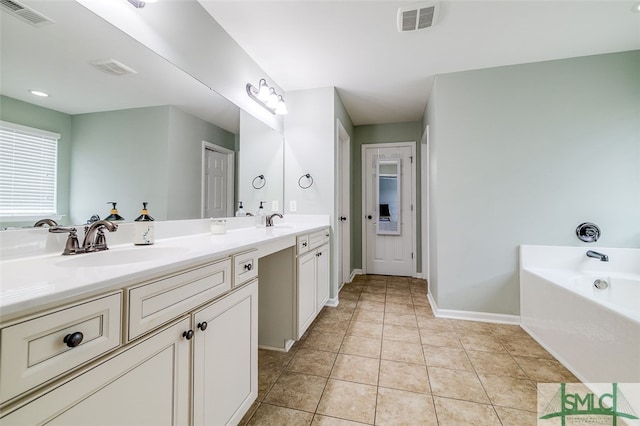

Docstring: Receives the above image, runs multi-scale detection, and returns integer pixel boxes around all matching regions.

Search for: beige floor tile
[422,345,473,371]
[312,414,370,425]
[303,330,345,352]
[239,401,260,426]
[287,349,338,377]
[318,308,354,322]
[378,360,430,394]
[330,354,380,385]
[361,285,386,294]
[433,397,501,426]
[375,387,437,426]
[385,295,414,306]
[487,323,528,338]
[382,324,421,343]
[415,308,434,319]
[453,320,494,335]
[339,292,361,302]
[513,356,578,382]
[428,367,490,403]
[347,320,384,339]
[385,288,412,297]
[355,301,386,312]
[411,296,430,307]
[419,329,462,349]
[359,293,386,304]
[478,373,538,412]
[351,309,385,324]
[384,302,415,314]
[312,318,351,335]
[248,403,315,425]
[259,348,295,371]
[417,317,456,332]
[459,333,507,353]
[340,335,382,358]
[494,406,537,426]
[499,335,554,359]
[264,372,327,412]
[258,367,282,401]
[317,379,377,424]
[381,340,425,365]
[383,311,417,327]
[466,350,527,378]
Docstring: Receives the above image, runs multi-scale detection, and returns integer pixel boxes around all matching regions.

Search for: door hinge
[410,156,413,163]
[411,253,414,259]
[411,204,413,212]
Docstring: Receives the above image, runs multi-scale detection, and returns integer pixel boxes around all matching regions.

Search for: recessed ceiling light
[632,1,640,13]
[29,90,49,97]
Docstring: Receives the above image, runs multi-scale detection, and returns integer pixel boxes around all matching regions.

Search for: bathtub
[520,245,640,384]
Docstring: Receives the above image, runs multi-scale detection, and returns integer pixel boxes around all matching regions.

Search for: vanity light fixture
[632,1,640,12]
[246,79,287,115]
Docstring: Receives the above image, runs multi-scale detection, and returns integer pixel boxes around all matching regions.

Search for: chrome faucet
[82,220,118,252]
[586,250,609,262]
[49,226,80,255]
[266,213,283,227]
[34,218,58,227]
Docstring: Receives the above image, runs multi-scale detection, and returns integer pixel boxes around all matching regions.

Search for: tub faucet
[266,213,283,227]
[82,220,118,252]
[586,250,609,262]
[34,218,58,227]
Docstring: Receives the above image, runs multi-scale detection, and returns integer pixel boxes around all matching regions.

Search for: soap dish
[210,219,227,235]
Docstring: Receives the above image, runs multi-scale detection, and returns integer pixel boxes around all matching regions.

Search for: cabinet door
[1,318,191,426]
[297,250,317,338]
[192,280,258,426]
[316,244,330,311]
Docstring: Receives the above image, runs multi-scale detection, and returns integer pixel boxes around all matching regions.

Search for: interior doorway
[362,142,416,276]
[202,141,234,218]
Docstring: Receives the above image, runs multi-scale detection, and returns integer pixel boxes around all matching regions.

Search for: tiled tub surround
[242,275,577,425]
[520,245,640,385]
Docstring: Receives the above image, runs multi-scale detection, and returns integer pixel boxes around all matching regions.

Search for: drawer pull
[316,252,322,257]
[197,322,208,332]
[302,242,308,247]
[63,332,84,348]
[244,263,253,271]
[182,330,194,340]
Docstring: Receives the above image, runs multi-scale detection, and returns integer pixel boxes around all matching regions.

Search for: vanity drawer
[0,292,122,405]
[233,250,258,287]
[127,258,231,341]
[297,235,310,254]
[308,230,329,250]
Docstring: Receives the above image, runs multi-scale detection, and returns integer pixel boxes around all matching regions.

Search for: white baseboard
[326,297,339,307]
[427,291,520,325]
[258,339,295,352]
[350,269,363,281]
[415,272,424,279]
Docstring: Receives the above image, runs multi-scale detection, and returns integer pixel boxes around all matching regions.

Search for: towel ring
[298,173,313,189]
[252,175,266,189]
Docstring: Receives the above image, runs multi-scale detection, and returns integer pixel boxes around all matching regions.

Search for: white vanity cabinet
[296,230,330,338]
[0,253,259,426]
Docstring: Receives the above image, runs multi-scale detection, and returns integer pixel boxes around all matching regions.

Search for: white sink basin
[56,246,184,268]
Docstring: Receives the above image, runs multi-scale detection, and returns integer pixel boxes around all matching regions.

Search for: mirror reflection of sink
[56,246,184,268]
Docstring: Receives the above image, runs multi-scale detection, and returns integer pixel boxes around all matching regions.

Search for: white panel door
[204,148,228,218]
[363,144,415,276]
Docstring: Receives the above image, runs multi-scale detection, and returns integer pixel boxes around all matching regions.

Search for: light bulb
[275,96,288,115]
[29,90,49,97]
[257,79,270,101]
[267,88,279,109]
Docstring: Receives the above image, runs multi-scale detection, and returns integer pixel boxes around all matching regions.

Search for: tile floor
[241,274,578,425]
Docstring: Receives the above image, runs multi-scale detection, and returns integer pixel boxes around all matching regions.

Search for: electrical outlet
[272,200,279,211]
[289,200,297,212]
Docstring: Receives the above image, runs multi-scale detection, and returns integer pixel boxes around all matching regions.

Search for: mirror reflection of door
[377,159,401,235]
[202,143,234,218]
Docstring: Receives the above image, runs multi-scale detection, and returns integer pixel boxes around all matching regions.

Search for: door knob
[367,215,372,220]
[339,216,347,221]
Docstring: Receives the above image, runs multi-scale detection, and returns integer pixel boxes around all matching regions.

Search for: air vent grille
[90,59,138,77]
[397,2,439,32]
[0,0,54,26]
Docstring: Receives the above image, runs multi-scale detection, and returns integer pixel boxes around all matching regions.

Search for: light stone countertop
[0,219,329,323]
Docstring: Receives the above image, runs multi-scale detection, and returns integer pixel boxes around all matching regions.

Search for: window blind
[0,120,59,217]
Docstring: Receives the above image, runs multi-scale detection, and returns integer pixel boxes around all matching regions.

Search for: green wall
[0,96,72,227]
[424,50,640,315]
[351,121,424,271]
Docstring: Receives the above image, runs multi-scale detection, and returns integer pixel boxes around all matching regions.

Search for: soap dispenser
[235,201,246,217]
[105,202,125,221]
[256,201,267,227]
[134,202,154,245]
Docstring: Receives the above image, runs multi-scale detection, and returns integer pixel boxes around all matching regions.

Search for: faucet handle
[49,227,80,255]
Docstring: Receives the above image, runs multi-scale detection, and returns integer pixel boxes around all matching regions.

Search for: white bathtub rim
[523,267,640,324]
[427,291,520,325]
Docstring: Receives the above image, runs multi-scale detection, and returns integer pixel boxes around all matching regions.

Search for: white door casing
[362,142,416,277]
[336,119,351,288]
[202,141,234,218]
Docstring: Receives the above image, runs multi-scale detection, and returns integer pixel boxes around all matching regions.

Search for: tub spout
[586,250,609,262]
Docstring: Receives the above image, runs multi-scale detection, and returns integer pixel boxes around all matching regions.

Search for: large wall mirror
[0,0,284,227]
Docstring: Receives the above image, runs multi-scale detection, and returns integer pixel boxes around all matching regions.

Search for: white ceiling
[200,0,640,125]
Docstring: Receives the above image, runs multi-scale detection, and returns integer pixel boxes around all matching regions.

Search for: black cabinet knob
[302,242,308,247]
[63,331,84,348]
[367,215,373,220]
[339,216,347,221]
[244,263,252,271]
[197,322,208,332]
[183,329,194,340]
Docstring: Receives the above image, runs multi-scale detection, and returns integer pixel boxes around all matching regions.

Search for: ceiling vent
[90,59,138,77]
[0,0,54,26]
[397,2,439,32]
